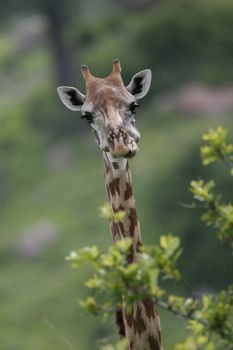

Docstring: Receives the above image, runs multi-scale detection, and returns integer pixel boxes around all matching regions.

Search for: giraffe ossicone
[57,60,163,350]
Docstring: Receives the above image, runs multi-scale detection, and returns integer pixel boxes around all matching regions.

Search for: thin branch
[216,149,233,170]
[180,275,194,296]
[178,201,204,209]
[154,298,208,326]
[41,318,78,350]
[222,155,233,169]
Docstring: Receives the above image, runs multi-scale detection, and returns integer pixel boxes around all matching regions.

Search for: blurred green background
[0,0,233,349]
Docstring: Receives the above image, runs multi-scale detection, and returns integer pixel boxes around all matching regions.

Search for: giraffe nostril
[108,131,114,142]
[108,128,122,142]
[114,129,121,139]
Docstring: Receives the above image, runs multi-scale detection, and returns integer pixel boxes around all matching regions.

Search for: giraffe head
[57,59,152,159]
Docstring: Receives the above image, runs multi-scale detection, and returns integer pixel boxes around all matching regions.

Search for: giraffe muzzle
[107,128,138,158]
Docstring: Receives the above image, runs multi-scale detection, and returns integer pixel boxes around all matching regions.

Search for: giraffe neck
[103,152,163,350]
[103,152,141,258]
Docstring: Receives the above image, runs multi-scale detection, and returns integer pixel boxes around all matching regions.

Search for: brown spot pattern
[104,160,110,174]
[112,204,124,213]
[136,240,142,252]
[113,178,120,195]
[106,185,111,200]
[158,330,162,345]
[143,299,156,319]
[124,182,133,201]
[112,161,119,169]
[127,244,134,264]
[115,308,125,337]
[125,313,133,328]
[112,205,117,213]
[128,208,138,237]
[119,222,126,237]
[133,305,146,335]
[148,334,161,350]
[108,181,115,197]
[93,130,100,146]
[129,341,134,349]
[112,222,120,238]
[118,204,125,211]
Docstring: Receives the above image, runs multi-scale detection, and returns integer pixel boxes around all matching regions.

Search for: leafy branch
[66,236,233,350]
[66,235,182,315]
[66,126,233,350]
[190,180,233,247]
[189,127,233,247]
[200,126,233,174]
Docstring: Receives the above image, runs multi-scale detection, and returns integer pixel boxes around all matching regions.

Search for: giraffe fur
[103,152,162,350]
[57,59,163,350]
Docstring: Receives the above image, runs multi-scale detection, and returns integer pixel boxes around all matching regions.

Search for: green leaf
[99,203,112,220]
[99,203,126,223]
[101,254,115,267]
[115,238,132,253]
[122,263,138,280]
[160,234,180,254]
[113,210,126,223]
[201,127,233,171]
[85,275,102,289]
[79,297,99,314]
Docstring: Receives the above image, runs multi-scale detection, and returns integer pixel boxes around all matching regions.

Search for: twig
[178,201,204,209]
[41,318,78,350]
[154,298,208,326]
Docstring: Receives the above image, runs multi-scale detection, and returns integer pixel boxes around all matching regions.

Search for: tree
[0,0,79,84]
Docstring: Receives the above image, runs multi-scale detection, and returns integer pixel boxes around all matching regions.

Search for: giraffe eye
[129,102,139,113]
[82,112,93,124]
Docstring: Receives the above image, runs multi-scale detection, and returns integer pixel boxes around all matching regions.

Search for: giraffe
[57,59,163,350]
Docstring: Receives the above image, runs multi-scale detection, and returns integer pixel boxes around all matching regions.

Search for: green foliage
[99,203,126,223]
[151,235,182,281]
[175,286,233,350]
[191,179,233,245]
[99,339,128,350]
[68,127,233,350]
[68,236,233,349]
[67,234,181,316]
[69,0,233,91]
[191,127,233,246]
[201,127,233,170]
[127,0,233,90]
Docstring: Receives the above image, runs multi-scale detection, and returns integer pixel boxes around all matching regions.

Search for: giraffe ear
[126,69,152,99]
[57,86,85,111]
